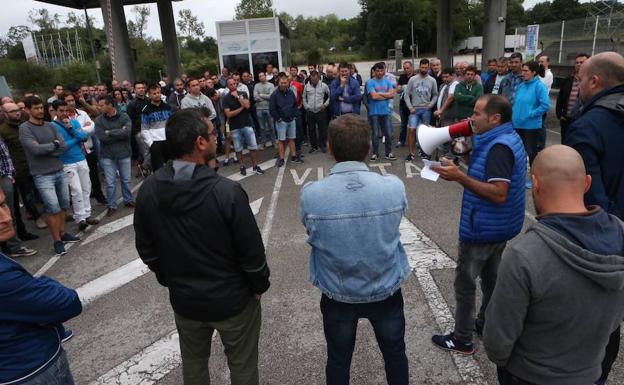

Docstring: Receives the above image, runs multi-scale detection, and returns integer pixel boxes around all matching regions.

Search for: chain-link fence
[514,14,624,67]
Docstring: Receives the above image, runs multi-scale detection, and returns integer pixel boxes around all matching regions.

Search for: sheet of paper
[421,159,441,182]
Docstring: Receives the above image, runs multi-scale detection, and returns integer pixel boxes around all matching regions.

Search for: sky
[0,0,594,40]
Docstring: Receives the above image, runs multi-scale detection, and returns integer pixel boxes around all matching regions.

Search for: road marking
[76,259,150,306]
[250,197,263,215]
[547,129,560,136]
[400,217,487,385]
[290,168,312,185]
[83,214,135,246]
[368,162,393,175]
[34,181,144,277]
[260,152,288,246]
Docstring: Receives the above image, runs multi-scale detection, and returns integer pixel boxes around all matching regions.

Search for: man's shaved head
[2,102,18,112]
[531,145,591,215]
[579,52,624,102]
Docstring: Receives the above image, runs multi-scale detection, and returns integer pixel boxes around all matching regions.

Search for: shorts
[276,119,297,141]
[33,170,70,214]
[230,126,258,152]
[408,108,432,129]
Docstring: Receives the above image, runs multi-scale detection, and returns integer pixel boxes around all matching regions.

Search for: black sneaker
[61,233,80,243]
[386,153,397,161]
[239,166,247,176]
[276,158,285,167]
[19,233,39,241]
[405,154,415,161]
[78,220,88,231]
[86,217,100,225]
[309,147,317,154]
[431,333,475,355]
[292,156,304,164]
[222,158,232,167]
[54,241,67,256]
[254,166,265,175]
[418,148,431,160]
[61,328,74,343]
[370,154,378,161]
[9,247,37,258]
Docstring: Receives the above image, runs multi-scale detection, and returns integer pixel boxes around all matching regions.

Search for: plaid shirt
[0,138,15,178]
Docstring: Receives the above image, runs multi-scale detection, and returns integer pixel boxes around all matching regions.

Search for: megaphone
[417,120,474,156]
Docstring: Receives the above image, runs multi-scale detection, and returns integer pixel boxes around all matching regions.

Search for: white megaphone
[417,120,474,156]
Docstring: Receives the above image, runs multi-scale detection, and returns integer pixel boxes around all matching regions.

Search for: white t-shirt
[540,69,553,93]
[492,74,506,94]
[437,80,458,110]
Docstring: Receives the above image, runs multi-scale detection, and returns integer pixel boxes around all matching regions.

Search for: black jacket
[126,96,148,135]
[134,162,270,322]
[564,85,624,221]
[555,74,574,120]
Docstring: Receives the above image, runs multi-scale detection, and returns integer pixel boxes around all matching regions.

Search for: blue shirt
[52,119,89,165]
[366,78,394,116]
[300,161,410,303]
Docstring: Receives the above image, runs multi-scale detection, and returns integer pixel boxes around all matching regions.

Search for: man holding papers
[429,94,526,355]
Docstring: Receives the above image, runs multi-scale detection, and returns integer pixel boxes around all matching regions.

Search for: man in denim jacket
[299,114,410,385]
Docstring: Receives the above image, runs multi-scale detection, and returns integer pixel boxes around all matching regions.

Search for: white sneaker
[35,217,48,229]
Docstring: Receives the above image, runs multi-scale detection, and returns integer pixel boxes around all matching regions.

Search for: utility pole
[482,0,507,72]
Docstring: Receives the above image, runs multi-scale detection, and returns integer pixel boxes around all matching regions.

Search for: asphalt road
[14,98,623,385]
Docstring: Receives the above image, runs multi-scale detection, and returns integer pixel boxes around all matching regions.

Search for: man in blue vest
[430,94,526,354]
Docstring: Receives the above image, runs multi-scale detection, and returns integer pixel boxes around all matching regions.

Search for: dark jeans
[598,326,621,384]
[454,241,506,342]
[497,367,536,385]
[1,176,23,253]
[516,129,540,167]
[13,174,41,221]
[86,150,105,200]
[307,110,328,150]
[538,114,547,152]
[399,102,409,145]
[150,140,170,172]
[321,290,409,385]
[370,114,392,157]
[559,117,571,144]
[294,108,304,154]
[21,349,74,385]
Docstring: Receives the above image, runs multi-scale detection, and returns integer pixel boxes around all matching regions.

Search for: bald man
[564,50,624,385]
[484,145,624,385]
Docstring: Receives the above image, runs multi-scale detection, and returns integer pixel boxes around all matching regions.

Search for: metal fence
[514,14,624,66]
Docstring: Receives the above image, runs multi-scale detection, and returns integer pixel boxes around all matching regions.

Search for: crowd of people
[0,46,623,385]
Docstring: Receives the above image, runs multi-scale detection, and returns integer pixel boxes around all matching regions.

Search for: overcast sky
[0,0,591,40]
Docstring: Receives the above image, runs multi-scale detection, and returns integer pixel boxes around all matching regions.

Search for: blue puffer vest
[460,122,526,243]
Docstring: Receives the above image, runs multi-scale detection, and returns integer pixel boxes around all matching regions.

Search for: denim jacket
[299,161,410,303]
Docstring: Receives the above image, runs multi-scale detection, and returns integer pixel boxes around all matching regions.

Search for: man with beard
[126,81,149,168]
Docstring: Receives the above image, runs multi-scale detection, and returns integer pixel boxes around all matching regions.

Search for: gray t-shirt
[18,120,66,176]
[403,74,438,110]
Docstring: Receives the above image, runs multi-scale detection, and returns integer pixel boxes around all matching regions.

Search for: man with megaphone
[429,94,527,355]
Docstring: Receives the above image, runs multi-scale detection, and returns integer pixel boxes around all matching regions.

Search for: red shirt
[290,81,303,108]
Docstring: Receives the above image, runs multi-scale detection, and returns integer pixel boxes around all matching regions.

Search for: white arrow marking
[250,197,263,215]
[400,217,487,385]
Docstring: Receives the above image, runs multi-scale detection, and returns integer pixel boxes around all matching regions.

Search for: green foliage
[235,0,274,20]
[127,6,150,40]
[177,9,205,38]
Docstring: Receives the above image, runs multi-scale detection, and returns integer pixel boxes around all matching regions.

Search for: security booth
[216,17,291,79]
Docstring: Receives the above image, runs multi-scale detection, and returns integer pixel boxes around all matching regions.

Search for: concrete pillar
[157,0,181,79]
[100,0,135,82]
[436,0,453,68]
[482,0,507,71]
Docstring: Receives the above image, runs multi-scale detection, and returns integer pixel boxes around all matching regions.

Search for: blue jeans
[408,108,431,128]
[370,114,392,156]
[33,170,70,214]
[321,290,408,385]
[256,109,275,143]
[100,157,133,209]
[21,349,74,385]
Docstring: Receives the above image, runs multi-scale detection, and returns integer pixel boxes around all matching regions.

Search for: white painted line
[34,181,144,277]
[76,259,150,306]
[250,197,263,215]
[400,217,487,385]
[83,214,135,246]
[260,150,288,246]
[290,168,312,185]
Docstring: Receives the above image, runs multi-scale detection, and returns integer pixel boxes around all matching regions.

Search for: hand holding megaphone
[417,119,474,156]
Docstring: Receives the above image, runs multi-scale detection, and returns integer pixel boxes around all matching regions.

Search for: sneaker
[35,217,48,229]
[53,241,66,256]
[61,233,80,243]
[405,154,415,161]
[395,141,403,148]
[418,148,431,160]
[474,319,484,338]
[309,147,317,154]
[78,220,88,231]
[124,202,136,208]
[370,154,378,161]
[386,153,397,161]
[20,232,39,241]
[106,208,117,217]
[292,156,304,164]
[276,158,285,167]
[257,144,265,150]
[86,217,100,225]
[61,328,74,343]
[254,166,265,175]
[222,158,232,167]
[525,180,532,189]
[240,166,247,176]
[233,158,240,164]
[9,247,37,258]
[431,333,475,355]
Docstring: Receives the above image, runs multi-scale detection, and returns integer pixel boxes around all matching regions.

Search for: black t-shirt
[398,73,413,105]
[222,92,251,130]
[485,144,515,182]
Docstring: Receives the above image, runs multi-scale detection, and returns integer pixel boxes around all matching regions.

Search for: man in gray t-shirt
[19,96,79,256]
[403,59,438,160]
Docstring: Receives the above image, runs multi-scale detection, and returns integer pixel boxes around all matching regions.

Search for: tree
[28,9,61,31]
[177,9,205,38]
[127,5,150,40]
[65,12,87,29]
[235,0,274,20]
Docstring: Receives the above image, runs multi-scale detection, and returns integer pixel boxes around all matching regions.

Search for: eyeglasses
[6,110,20,114]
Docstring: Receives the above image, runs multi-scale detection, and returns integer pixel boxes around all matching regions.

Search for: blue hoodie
[512,77,550,129]
[51,119,88,165]
[0,254,82,384]
[330,76,362,116]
